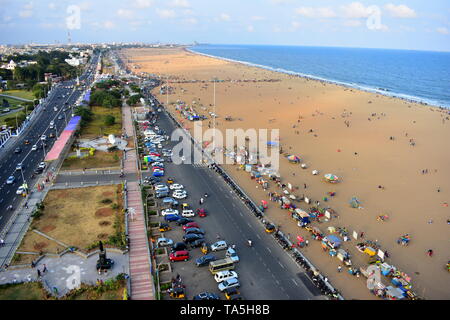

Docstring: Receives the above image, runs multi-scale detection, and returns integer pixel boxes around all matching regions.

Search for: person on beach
[427,249,433,257]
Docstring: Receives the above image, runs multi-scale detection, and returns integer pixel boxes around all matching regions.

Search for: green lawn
[2,89,35,100]
[62,150,122,170]
[81,106,122,138]
[0,282,44,300]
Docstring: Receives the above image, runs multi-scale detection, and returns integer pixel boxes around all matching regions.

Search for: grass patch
[15,230,66,256]
[61,150,121,170]
[23,185,124,251]
[80,106,122,139]
[2,89,35,100]
[0,282,44,300]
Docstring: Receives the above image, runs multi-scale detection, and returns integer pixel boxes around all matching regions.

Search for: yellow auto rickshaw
[265,223,275,233]
[167,177,174,184]
[169,287,185,299]
[224,287,241,300]
[159,223,171,232]
[201,243,209,254]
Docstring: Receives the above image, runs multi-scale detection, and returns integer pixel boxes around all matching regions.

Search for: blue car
[162,197,179,206]
[153,170,164,177]
[164,214,180,222]
[196,254,217,267]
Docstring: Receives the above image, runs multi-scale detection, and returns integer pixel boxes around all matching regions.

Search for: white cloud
[436,27,449,35]
[247,25,254,32]
[184,17,197,25]
[218,13,231,21]
[133,0,153,8]
[269,0,293,5]
[117,9,135,19]
[183,9,194,16]
[103,21,115,29]
[156,9,176,19]
[343,19,362,27]
[273,26,282,32]
[291,21,300,29]
[296,7,336,18]
[48,2,56,10]
[341,2,373,18]
[384,4,416,18]
[79,1,92,11]
[170,0,190,8]
[19,1,33,18]
[251,16,266,21]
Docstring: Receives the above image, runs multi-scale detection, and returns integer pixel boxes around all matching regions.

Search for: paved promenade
[122,103,154,300]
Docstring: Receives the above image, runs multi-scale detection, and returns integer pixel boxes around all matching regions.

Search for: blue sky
[0,0,449,51]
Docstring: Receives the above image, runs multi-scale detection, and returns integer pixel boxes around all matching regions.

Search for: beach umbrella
[324,173,339,183]
[286,155,301,163]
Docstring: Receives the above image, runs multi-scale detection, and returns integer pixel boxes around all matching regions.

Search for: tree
[74,106,93,127]
[2,99,10,109]
[104,115,115,126]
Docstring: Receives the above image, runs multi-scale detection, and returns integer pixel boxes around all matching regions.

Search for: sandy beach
[121,47,450,300]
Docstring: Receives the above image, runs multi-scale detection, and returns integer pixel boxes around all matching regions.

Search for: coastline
[186,46,450,110]
[120,47,450,300]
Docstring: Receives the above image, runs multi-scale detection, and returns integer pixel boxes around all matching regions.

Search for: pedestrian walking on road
[42,264,47,273]
[337,266,342,273]
[37,269,41,278]
[0,239,4,247]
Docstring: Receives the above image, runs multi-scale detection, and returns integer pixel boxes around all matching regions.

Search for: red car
[182,222,200,231]
[169,250,189,262]
[149,152,161,157]
[196,208,208,217]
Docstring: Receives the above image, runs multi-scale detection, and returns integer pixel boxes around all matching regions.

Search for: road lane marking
[291,279,299,286]
[266,247,271,253]
[278,261,285,269]
[256,234,261,240]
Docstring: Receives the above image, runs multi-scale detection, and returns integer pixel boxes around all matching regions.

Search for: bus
[209,257,235,274]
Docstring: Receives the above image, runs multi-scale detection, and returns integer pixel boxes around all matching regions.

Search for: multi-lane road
[0,54,99,232]
[142,88,321,300]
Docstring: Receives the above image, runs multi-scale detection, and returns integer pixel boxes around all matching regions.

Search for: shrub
[111,203,119,210]
[101,198,112,204]
[104,115,115,126]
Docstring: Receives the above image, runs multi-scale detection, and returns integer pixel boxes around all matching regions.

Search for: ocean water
[190,44,450,108]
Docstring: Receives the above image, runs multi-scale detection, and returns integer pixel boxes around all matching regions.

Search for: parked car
[191,239,206,248]
[184,227,205,235]
[154,184,168,191]
[16,185,27,195]
[171,242,188,252]
[172,190,187,199]
[164,214,180,222]
[161,197,179,207]
[193,292,220,300]
[34,167,44,174]
[183,233,204,243]
[156,238,173,247]
[161,208,179,216]
[196,254,217,267]
[226,247,240,263]
[176,218,194,226]
[218,278,240,292]
[214,270,239,283]
[181,209,195,217]
[182,222,200,231]
[224,287,243,300]
[169,183,184,190]
[211,240,228,252]
[6,176,15,185]
[155,191,169,198]
[169,250,189,262]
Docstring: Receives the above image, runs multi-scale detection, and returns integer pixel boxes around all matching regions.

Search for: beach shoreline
[120,47,450,300]
[186,46,450,110]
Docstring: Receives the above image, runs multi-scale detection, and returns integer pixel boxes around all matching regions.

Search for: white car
[38,162,46,170]
[218,277,240,292]
[41,135,47,141]
[172,190,187,199]
[156,237,173,247]
[31,145,37,151]
[181,210,195,217]
[211,240,228,252]
[15,163,23,171]
[154,184,168,191]
[169,183,184,190]
[16,185,27,195]
[152,162,164,168]
[214,270,238,283]
[161,208,179,216]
